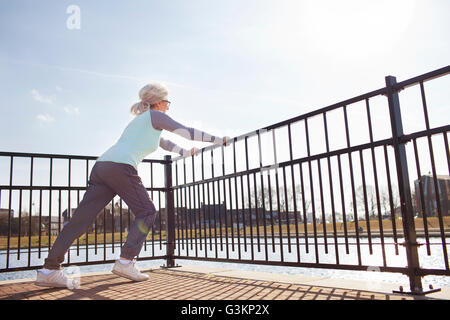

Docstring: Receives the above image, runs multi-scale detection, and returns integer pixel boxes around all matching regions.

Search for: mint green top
[96,110,162,169]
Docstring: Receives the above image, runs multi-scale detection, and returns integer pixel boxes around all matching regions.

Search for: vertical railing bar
[253,172,261,253]
[323,113,340,264]
[149,162,155,255]
[218,175,224,253]
[159,190,162,251]
[76,191,80,256]
[445,131,450,268]
[420,81,449,269]
[272,128,284,260]
[413,138,431,255]
[305,118,319,263]
[206,180,212,254]
[183,158,191,253]
[203,180,209,257]
[420,81,431,131]
[317,158,328,254]
[299,160,309,253]
[359,149,373,255]
[111,197,115,255]
[149,192,153,253]
[239,168,247,254]
[267,169,275,253]
[444,132,450,175]
[317,161,327,256]
[232,139,241,260]
[211,150,218,257]
[180,171,185,255]
[164,155,175,267]
[38,189,42,259]
[74,190,79,256]
[88,159,98,256]
[225,176,232,254]
[343,105,362,266]
[175,161,182,253]
[244,136,254,260]
[201,151,208,257]
[94,208,98,255]
[183,158,190,256]
[48,158,53,254]
[282,166,291,255]
[187,183,192,252]
[127,206,130,252]
[217,154,225,253]
[196,182,203,253]
[181,170,192,256]
[174,183,180,255]
[28,156,34,267]
[85,159,90,262]
[18,189,23,260]
[119,198,123,252]
[288,123,301,262]
[147,163,153,253]
[257,130,269,260]
[192,155,202,254]
[67,158,72,264]
[253,130,262,252]
[222,142,230,260]
[222,181,231,259]
[272,129,283,256]
[58,190,62,235]
[365,98,387,266]
[337,154,349,254]
[274,165,285,261]
[182,184,186,255]
[6,156,14,269]
[384,145,399,255]
[81,190,88,262]
[190,184,197,256]
[103,207,106,261]
[150,162,154,208]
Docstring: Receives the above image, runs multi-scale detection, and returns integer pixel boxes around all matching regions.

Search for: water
[1,236,449,289]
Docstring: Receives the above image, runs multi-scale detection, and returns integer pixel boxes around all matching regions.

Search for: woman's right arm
[151,110,225,144]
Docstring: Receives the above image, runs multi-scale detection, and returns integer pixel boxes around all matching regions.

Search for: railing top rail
[0,151,169,164]
[392,65,450,91]
[172,65,450,162]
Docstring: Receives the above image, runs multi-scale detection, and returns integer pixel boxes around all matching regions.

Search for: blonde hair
[130,82,169,115]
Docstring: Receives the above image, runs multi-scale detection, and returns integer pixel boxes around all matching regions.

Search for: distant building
[42,216,65,235]
[414,175,450,217]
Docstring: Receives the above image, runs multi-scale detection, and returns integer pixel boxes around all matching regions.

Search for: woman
[35,82,230,288]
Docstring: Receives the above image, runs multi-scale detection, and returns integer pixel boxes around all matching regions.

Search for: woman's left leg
[94,162,158,260]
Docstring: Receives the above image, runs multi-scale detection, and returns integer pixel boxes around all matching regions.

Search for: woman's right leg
[43,164,116,270]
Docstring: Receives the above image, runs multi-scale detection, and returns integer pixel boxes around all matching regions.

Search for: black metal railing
[1,66,449,295]
[0,152,170,272]
[169,66,449,295]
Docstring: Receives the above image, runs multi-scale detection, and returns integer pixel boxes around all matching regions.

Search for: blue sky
[1,0,449,159]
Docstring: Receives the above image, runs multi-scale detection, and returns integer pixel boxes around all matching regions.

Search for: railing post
[385,75,425,294]
[164,155,176,268]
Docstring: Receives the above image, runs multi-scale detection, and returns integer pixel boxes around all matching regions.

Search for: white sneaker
[111,259,149,281]
[35,269,80,289]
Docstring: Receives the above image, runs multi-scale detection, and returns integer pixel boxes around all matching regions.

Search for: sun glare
[298,0,417,60]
